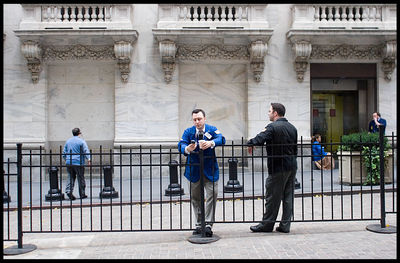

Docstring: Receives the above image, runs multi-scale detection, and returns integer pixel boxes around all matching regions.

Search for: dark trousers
[261,169,296,231]
[65,165,86,197]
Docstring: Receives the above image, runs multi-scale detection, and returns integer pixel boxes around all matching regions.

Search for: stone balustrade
[157,4,269,29]
[19,4,133,30]
[290,4,396,30]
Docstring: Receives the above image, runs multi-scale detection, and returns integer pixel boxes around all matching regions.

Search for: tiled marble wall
[47,61,115,148]
[179,64,247,141]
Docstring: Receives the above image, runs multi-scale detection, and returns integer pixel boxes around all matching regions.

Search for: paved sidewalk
[3,193,397,259]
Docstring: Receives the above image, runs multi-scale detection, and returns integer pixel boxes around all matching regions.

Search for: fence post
[3,143,37,255]
[165,160,184,196]
[3,169,11,203]
[366,126,396,233]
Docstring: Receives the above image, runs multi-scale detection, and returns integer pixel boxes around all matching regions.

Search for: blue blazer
[178,124,225,183]
[312,141,327,161]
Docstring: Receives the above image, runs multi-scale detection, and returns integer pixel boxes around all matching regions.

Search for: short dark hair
[72,128,81,136]
[374,112,381,117]
[271,103,285,117]
[192,109,206,117]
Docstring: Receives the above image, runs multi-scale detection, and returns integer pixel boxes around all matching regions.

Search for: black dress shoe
[80,194,88,199]
[276,226,290,233]
[205,226,213,237]
[192,226,201,235]
[67,193,76,200]
[250,223,273,232]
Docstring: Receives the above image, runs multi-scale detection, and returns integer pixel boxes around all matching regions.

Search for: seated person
[311,134,335,170]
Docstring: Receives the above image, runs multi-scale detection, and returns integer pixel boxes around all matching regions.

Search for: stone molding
[159,40,177,83]
[114,41,134,82]
[293,41,312,82]
[158,40,268,83]
[382,40,396,81]
[310,44,382,60]
[21,40,42,83]
[20,41,135,83]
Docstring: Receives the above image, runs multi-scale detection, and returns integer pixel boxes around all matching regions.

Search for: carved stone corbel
[293,41,312,82]
[249,40,268,82]
[159,40,176,83]
[114,41,133,83]
[382,41,396,81]
[21,41,42,83]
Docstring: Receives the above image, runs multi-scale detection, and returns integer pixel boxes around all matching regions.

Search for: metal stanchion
[99,165,118,199]
[165,160,184,196]
[366,126,396,234]
[224,158,243,193]
[45,166,65,201]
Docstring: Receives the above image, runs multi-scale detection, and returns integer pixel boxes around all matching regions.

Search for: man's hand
[185,142,197,153]
[248,146,254,154]
[199,140,212,150]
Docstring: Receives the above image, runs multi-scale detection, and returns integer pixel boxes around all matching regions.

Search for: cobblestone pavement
[3,193,397,259]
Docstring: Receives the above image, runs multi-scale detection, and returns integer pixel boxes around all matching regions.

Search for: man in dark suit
[178,109,225,237]
[247,103,298,233]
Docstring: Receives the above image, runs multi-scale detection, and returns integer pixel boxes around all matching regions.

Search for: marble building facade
[3,4,397,161]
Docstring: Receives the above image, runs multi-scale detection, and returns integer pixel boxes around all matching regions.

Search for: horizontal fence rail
[3,134,397,241]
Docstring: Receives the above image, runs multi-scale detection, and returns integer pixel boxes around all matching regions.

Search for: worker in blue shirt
[62,127,91,200]
[368,112,386,134]
[178,109,225,237]
[311,134,334,170]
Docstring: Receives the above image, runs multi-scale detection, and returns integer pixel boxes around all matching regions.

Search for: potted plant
[337,131,392,185]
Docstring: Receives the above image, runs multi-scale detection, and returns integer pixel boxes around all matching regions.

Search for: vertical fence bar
[378,126,386,228]
[17,143,23,248]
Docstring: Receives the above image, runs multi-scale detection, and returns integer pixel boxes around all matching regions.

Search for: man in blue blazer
[178,109,225,237]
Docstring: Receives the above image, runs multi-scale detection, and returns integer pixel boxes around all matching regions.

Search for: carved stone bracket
[159,40,177,83]
[21,41,42,83]
[114,41,133,83]
[249,40,268,82]
[293,41,312,82]
[382,41,396,81]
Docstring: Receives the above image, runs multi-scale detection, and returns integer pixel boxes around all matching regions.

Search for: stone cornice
[43,44,116,61]
[310,44,382,60]
[176,44,249,61]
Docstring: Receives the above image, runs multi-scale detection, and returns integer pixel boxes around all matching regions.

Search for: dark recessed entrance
[311,63,377,150]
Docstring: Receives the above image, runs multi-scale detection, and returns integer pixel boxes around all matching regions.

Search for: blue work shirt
[178,124,225,183]
[62,136,91,165]
[368,118,386,134]
[312,141,327,161]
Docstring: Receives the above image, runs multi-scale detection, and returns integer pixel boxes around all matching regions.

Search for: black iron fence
[3,131,397,246]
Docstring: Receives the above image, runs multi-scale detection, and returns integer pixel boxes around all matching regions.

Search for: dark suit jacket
[247,118,298,174]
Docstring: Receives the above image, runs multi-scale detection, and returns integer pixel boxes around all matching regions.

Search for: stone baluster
[62,6,68,21]
[199,5,205,21]
[84,6,90,21]
[228,5,233,21]
[193,6,199,21]
[354,6,361,22]
[327,6,333,21]
[56,6,62,22]
[177,6,182,21]
[49,6,55,22]
[98,6,104,21]
[340,6,347,21]
[42,6,48,22]
[242,6,248,20]
[362,6,369,22]
[105,6,111,22]
[320,6,327,21]
[314,6,320,21]
[348,6,354,21]
[186,6,191,21]
[206,6,212,21]
[334,6,340,21]
[77,6,83,22]
[70,6,76,22]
